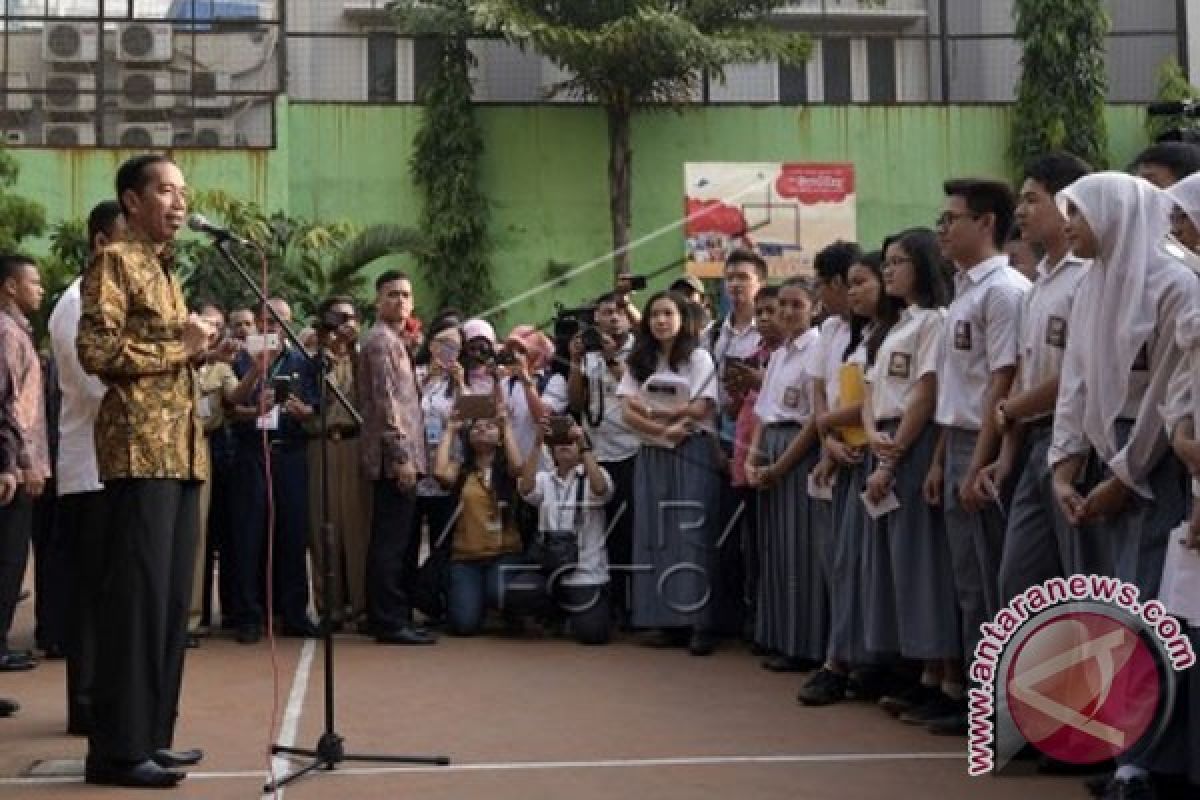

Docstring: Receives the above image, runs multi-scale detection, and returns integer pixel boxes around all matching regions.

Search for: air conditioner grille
[193,71,217,97]
[121,25,156,59]
[123,73,156,104]
[46,126,82,146]
[46,26,81,59]
[194,128,221,147]
[120,127,154,148]
[46,76,83,108]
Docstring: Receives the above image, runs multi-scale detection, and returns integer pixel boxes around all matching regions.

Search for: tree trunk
[606,104,632,279]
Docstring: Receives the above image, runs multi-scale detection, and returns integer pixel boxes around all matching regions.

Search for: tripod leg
[263,757,327,793]
[339,752,451,766]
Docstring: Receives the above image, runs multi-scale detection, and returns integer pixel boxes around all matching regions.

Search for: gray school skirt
[630,434,721,630]
[823,461,876,664]
[754,424,827,661]
[868,420,960,660]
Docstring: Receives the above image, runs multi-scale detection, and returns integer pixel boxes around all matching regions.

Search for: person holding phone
[226,296,320,645]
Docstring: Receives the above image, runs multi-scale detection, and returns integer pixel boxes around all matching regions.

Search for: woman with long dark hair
[618,290,721,656]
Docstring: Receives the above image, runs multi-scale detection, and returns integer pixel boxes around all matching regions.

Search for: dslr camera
[554,304,603,353]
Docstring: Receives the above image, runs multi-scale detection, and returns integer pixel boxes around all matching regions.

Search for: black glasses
[936,211,980,229]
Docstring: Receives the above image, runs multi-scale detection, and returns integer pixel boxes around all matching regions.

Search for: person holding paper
[742,277,825,672]
[860,228,963,724]
[618,290,720,656]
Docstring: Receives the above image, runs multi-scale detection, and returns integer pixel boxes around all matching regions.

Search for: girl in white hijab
[1049,172,1195,587]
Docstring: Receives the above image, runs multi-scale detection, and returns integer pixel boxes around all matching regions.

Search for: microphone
[1148,101,1200,117]
[187,213,249,245]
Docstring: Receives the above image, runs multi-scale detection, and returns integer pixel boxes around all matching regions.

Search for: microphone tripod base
[265,732,450,791]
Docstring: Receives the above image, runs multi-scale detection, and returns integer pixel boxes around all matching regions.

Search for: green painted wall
[8,102,1150,325]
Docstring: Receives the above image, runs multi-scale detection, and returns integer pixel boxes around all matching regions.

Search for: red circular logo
[1005,611,1162,765]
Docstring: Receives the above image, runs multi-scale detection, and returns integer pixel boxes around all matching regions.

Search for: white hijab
[1058,172,1173,460]
[1167,171,1200,230]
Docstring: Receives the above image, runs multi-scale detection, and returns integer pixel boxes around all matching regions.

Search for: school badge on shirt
[887,352,912,379]
[954,320,972,351]
[1045,316,1067,348]
[783,386,802,410]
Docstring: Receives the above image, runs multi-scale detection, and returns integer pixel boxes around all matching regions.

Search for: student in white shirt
[980,153,1091,604]
[744,277,826,673]
[618,290,720,656]
[1052,173,1198,799]
[518,417,614,645]
[925,178,1031,736]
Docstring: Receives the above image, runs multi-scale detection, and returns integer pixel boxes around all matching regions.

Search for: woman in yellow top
[433,401,526,636]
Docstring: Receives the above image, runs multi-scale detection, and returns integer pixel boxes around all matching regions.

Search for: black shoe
[879,683,940,717]
[235,625,262,645]
[926,710,969,736]
[39,643,66,660]
[152,748,203,768]
[688,630,716,657]
[844,668,890,702]
[1099,776,1155,800]
[797,668,849,706]
[280,621,321,638]
[0,651,36,671]
[375,625,437,645]
[898,692,960,725]
[1088,775,1117,798]
[85,758,185,788]
[761,656,817,673]
[0,697,17,717]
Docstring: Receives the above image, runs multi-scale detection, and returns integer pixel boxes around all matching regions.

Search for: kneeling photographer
[518,417,614,645]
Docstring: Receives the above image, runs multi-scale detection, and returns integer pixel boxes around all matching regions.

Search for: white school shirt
[522,464,615,586]
[710,315,761,439]
[49,278,107,496]
[1051,257,1196,498]
[807,315,853,409]
[580,335,640,463]
[418,376,458,498]
[754,327,820,425]
[616,349,719,447]
[935,256,1031,430]
[868,307,944,423]
[1016,254,1089,399]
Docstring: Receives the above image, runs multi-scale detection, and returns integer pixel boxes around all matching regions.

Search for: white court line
[2,752,965,786]
[264,637,317,799]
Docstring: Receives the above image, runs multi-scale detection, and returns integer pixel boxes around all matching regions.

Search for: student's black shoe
[844,668,889,702]
[375,626,437,645]
[1088,774,1116,798]
[925,710,969,736]
[1099,776,1155,800]
[85,759,185,788]
[879,683,941,717]
[748,641,770,656]
[152,748,203,768]
[687,630,716,657]
[797,668,848,706]
[0,651,36,671]
[0,697,17,717]
[235,625,262,645]
[761,656,817,673]
[898,692,960,725]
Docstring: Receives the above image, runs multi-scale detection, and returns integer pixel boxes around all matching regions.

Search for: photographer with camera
[566,291,638,625]
[518,416,614,645]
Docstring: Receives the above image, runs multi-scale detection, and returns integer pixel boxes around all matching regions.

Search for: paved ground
[0,583,1091,800]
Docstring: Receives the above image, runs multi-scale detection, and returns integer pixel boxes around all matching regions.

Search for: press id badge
[256,406,280,431]
[425,417,443,447]
[197,395,214,420]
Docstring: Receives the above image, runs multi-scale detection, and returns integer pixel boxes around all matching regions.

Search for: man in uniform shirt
[78,154,215,787]
[923,179,1030,736]
[978,153,1091,604]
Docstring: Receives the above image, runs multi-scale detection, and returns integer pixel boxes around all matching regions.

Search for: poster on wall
[684,162,857,279]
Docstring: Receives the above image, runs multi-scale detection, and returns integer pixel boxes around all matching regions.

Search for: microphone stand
[207,238,449,793]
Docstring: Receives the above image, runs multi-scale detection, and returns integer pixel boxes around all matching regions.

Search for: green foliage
[1146,57,1199,142]
[396,0,495,316]
[1010,0,1109,172]
[178,190,426,323]
[0,149,45,254]
[31,219,87,344]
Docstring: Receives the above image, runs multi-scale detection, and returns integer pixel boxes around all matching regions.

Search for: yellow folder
[837,362,868,447]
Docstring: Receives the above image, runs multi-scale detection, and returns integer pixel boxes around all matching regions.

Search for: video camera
[553,304,603,353]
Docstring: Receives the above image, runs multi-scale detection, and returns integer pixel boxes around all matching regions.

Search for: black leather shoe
[152,748,203,768]
[85,758,185,788]
[688,630,716,656]
[235,625,262,645]
[761,656,816,673]
[0,651,36,671]
[0,697,18,717]
[375,626,437,645]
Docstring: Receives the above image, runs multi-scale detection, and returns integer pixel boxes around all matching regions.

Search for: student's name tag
[782,386,802,410]
[887,351,912,379]
[807,472,833,501]
[860,489,900,520]
[256,406,280,431]
[1045,316,1067,348]
[953,320,972,351]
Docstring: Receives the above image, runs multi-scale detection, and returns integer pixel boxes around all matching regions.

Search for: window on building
[867,38,896,103]
[779,61,808,104]
[823,38,852,103]
[367,32,397,103]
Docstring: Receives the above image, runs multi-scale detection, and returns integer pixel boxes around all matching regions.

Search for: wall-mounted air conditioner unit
[43,22,100,63]
[44,74,97,113]
[117,122,174,148]
[190,71,233,109]
[189,119,235,147]
[2,74,33,112]
[117,23,174,63]
[4,130,26,146]
[43,123,96,147]
[119,71,175,110]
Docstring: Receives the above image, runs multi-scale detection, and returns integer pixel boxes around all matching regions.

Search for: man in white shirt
[979,154,1091,605]
[925,179,1030,736]
[567,291,638,624]
[48,200,124,735]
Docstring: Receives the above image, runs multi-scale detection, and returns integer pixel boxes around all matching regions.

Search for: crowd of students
[1,143,1199,798]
